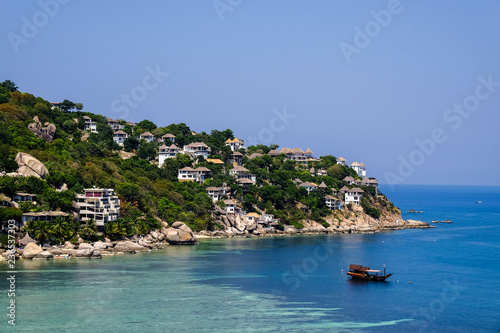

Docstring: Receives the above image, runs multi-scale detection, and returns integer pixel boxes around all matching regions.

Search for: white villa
[158,144,180,167]
[224,199,237,214]
[21,211,70,227]
[343,176,355,185]
[225,137,245,151]
[350,162,366,177]
[139,131,155,143]
[337,157,347,166]
[183,142,211,159]
[75,188,120,230]
[113,130,128,146]
[206,187,226,202]
[177,166,211,182]
[325,195,343,210]
[244,212,261,222]
[345,187,364,205]
[83,116,97,133]
[230,165,256,183]
[361,177,379,193]
[299,182,318,193]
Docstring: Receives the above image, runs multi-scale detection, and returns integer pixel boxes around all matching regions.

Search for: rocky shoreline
[1,215,433,261]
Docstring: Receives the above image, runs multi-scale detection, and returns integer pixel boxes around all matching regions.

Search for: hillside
[0,80,425,244]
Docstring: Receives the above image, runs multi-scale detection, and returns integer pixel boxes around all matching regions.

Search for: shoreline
[1,219,433,262]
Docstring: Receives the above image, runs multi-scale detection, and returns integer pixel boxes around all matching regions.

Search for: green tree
[75,103,83,111]
[51,216,75,244]
[60,99,75,112]
[79,219,98,241]
[25,220,53,244]
[136,119,157,132]
[1,80,18,92]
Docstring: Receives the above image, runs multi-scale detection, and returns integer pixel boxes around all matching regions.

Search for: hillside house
[113,130,128,146]
[183,142,211,159]
[107,118,123,131]
[139,131,155,143]
[158,144,180,167]
[300,182,318,193]
[337,157,347,166]
[224,199,237,214]
[206,187,226,202]
[325,195,344,210]
[225,137,245,151]
[83,116,97,133]
[350,162,366,177]
[345,187,364,205]
[228,151,243,166]
[159,133,175,143]
[13,193,36,202]
[279,147,314,164]
[343,176,355,185]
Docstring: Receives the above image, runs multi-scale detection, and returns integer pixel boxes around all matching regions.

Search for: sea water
[1,185,499,332]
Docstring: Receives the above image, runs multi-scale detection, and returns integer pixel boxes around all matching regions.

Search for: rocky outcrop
[162,221,197,245]
[27,116,56,142]
[15,152,49,179]
[112,241,150,253]
[21,242,43,259]
[33,251,54,260]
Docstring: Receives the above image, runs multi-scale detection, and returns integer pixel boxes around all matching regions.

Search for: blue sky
[1,0,499,186]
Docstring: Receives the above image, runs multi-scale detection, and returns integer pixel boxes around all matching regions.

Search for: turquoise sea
[1,185,500,332]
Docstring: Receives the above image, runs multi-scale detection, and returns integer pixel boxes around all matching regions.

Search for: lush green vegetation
[0,80,392,244]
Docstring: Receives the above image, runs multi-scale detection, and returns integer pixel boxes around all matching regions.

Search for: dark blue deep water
[1,185,499,332]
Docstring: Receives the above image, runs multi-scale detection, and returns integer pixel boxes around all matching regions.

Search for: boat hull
[347,272,393,282]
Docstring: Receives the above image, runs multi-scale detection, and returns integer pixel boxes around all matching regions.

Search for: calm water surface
[1,185,499,332]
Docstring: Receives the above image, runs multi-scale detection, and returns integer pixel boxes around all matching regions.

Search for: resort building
[248,153,263,159]
[113,130,128,146]
[159,133,175,143]
[318,182,328,192]
[244,212,261,222]
[177,167,211,183]
[230,166,256,184]
[228,151,243,166]
[21,211,70,227]
[225,137,245,151]
[339,186,349,194]
[158,144,180,167]
[107,118,123,131]
[337,157,347,166]
[75,188,120,229]
[343,176,354,185]
[139,131,155,143]
[206,187,226,202]
[350,162,366,177]
[224,199,237,214]
[267,149,279,157]
[345,187,364,205]
[361,177,379,193]
[279,148,314,164]
[83,116,97,133]
[325,195,344,210]
[299,182,318,193]
[13,193,36,202]
[183,142,211,159]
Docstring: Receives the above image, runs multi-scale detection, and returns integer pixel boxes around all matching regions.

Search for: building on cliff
[350,162,366,177]
[75,188,120,230]
[345,187,364,205]
[158,144,180,167]
[225,137,245,151]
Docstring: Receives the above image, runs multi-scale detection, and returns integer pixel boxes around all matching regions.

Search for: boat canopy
[349,264,370,271]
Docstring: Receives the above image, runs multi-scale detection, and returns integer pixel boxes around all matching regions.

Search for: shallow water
[1,185,499,332]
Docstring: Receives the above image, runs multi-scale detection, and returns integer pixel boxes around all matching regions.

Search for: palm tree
[79,219,98,241]
[51,216,74,244]
[25,220,52,245]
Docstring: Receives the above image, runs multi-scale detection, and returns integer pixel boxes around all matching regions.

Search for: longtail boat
[347,264,392,281]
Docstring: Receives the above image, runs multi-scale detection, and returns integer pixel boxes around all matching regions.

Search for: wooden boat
[440,220,452,223]
[347,264,392,281]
